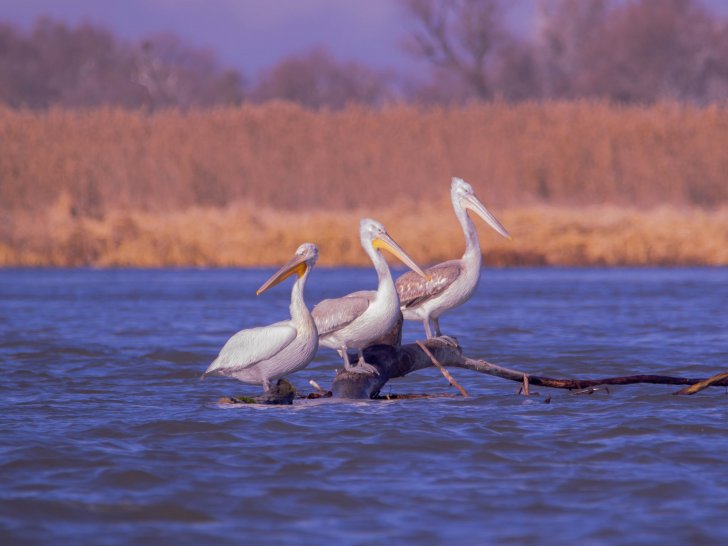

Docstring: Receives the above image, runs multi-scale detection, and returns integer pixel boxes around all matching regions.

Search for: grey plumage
[311,291,373,336]
[396,261,462,309]
[394,177,510,339]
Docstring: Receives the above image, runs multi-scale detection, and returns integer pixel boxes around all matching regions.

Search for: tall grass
[2,101,727,266]
[2,101,728,214]
[2,200,727,267]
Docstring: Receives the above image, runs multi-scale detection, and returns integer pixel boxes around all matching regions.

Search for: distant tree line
[0,17,244,109]
[404,0,728,104]
[1,0,727,110]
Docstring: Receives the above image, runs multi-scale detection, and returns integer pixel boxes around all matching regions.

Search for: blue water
[1,268,728,545]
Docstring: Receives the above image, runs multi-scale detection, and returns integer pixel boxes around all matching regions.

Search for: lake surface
[1,267,727,545]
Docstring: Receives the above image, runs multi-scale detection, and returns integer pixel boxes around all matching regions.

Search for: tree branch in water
[222,335,728,403]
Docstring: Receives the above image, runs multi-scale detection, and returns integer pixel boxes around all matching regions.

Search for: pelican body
[395,178,510,338]
[203,243,319,392]
[312,219,427,374]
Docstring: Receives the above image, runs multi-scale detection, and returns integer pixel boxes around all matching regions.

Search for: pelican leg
[432,317,442,337]
[423,319,433,339]
[344,348,380,376]
[338,347,351,369]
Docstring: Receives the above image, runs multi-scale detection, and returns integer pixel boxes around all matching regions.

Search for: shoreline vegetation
[2,102,727,267]
[3,201,727,267]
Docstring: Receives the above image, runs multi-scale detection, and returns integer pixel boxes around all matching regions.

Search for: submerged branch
[416,340,469,397]
[673,371,728,395]
[455,357,728,392]
[329,335,728,399]
[222,335,728,403]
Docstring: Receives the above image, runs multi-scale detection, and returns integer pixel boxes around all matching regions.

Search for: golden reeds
[2,101,728,213]
[1,101,727,266]
[2,200,727,267]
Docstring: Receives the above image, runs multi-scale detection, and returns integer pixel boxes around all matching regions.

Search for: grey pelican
[395,177,510,339]
[202,243,319,392]
[312,219,428,375]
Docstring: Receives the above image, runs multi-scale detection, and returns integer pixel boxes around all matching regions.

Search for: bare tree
[537,0,728,103]
[580,0,722,102]
[401,0,507,100]
[0,18,138,108]
[0,22,44,107]
[492,39,542,100]
[251,47,392,109]
[132,33,244,109]
[703,20,728,101]
[0,18,244,110]
[404,0,728,104]
[536,0,612,99]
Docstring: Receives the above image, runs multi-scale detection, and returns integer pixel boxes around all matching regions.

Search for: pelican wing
[312,291,373,336]
[396,261,462,309]
[204,321,297,377]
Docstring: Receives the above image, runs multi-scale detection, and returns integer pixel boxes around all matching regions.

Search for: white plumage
[312,219,427,374]
[395,177,510,338]
[203,243,319,392]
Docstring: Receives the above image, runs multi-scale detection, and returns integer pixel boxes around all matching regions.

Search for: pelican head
[451,177,511,239]
[256,243,319,295]
[360,218,428,278]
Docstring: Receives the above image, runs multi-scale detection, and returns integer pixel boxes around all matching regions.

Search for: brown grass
[2,198,727,267]
[2,101,728,267]
[2,101,728,214]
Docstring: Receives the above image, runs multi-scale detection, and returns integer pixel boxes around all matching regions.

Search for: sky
[1,0,727,78]
[0,0,536,77]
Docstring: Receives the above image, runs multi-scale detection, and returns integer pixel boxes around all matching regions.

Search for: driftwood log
[330,336,728,399]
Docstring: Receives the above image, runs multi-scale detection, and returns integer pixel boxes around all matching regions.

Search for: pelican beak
[256,254,308,295]
[465,194,511,239]
[372,232,428,279]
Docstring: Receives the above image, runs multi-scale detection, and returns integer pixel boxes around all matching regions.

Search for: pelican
[312,219,428,375]
[395,177,511,339]
[202,243,319,392]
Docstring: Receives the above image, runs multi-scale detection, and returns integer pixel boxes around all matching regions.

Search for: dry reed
[2,199,727,267]
[2,101,728,267]
[2,101,728,214]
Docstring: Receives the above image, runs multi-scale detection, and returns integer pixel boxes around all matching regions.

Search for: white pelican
[312,219,428,375]
[395,177,511,339]
[202,243,319,392]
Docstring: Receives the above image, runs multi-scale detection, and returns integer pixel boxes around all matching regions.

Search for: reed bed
[2,101,728,214]
[1,101,727,266]
[2,199,727,267]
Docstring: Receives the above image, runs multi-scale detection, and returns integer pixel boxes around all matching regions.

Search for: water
[1,267,727,545]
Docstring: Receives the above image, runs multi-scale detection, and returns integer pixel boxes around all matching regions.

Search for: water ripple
[1,268,728,545]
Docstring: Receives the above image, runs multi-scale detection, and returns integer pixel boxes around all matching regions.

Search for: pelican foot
[255,378,296,404]
[345,360,380,376]
[438,335,459,347]
[225,378,295,405]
